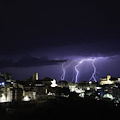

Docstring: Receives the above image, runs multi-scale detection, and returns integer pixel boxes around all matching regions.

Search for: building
[100,75,115,85]
[33,73,38,81]
[100,75,120,85]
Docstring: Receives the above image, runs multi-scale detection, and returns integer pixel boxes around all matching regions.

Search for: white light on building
[103,93,114,100]
[0,94,6,102]
[0,82,5,86]
[23,96,30,101]
[51,79,57,87]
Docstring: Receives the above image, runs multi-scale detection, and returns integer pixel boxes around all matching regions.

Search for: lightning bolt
[61,61,74,80]
[89,59,97,82]
[71,68,75,82]
[75,59,86,83]
[61,62,66,80]
[61,58,98,83]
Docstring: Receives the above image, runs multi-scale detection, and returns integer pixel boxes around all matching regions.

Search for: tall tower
[33,73,38,80]
[107,75,111,81]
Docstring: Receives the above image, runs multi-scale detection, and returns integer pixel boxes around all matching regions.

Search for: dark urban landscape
[1,0,120,119]
[0,72,120,119]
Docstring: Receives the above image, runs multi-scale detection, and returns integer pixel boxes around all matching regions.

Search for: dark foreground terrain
[0,97,120,120]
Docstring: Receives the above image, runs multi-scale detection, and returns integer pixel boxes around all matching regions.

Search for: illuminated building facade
[100,75,119,85]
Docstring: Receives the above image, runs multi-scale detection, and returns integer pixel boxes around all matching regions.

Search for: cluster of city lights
[0,82,5,86]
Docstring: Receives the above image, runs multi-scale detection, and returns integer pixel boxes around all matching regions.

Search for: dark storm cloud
[0,1,120,60]
[15,56,67,67]
[0,59,14,68]
[33,39,120,59]
[0,56,67,68]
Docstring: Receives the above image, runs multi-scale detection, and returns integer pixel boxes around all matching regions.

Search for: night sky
[0,0,120,82]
